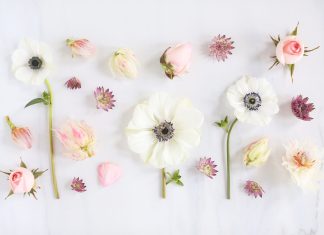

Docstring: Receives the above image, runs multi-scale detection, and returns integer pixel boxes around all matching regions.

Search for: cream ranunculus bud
[109,48,138,79]
[243,138,271,166]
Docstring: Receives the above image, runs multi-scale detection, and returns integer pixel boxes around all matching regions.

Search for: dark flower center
[243,92,262,111]
[153,121,175,142]
[28,56,43,70]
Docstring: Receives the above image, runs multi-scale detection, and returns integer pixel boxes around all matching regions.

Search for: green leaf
[32,169,48,179]
[269,58,280,70]
[20,160,27,169]
[270,35,279,46]
[304,45,320,55]
[176,180,184,186]
[0,170,10,175]
[288,64,295,83]
[215,116,229,132]
[5,190,14,199]
[165,169,184,186]
[291,22,299,36]
[24,98,47,108]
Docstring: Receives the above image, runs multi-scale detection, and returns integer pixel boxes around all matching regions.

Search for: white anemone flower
[12,38,53,85]
[126,93,204,168]
[227,76,279,125]
[282,140,323,191]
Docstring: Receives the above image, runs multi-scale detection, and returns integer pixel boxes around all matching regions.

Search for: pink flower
[244,180,264,198]
[276,36,304,65]
[66,39,96,58]
[160,43,192,79]
[291,95,315,121]
[55,120,95,160]
[9,167,35,194]
[209,35,234,62]
[94,87,116,111]
[71,177,87,192]
[65,77,81,90]
[98,162,122,187]
[5,116,32,149]
[196,157,218,179]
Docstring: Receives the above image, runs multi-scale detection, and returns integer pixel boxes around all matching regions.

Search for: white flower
[227,76,279,125]
[282,140,322,191]
[109,48,138,79]
[243,138,271,167]
[126,93,204,168]
[12,38,53,85]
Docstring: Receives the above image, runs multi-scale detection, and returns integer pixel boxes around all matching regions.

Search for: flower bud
[5,116,32,149]
[9,167,35,194]
[160,43,192,79]
[66,38,96,57]
[109,48,138,79]
[243,138,271,166]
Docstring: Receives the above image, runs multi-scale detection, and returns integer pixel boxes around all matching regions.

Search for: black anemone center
[243,92,262,111]
[153,121,175,142]
[28,56,43,70]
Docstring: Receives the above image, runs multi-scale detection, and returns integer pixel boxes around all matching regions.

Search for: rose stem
[226,118,238,199]
[45,79,60,199]
[162,168,166,199]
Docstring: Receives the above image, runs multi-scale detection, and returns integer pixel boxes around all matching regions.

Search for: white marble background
[0,0,324,234]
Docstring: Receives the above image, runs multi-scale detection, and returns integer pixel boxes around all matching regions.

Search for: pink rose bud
[55,120,96,160]
[9,167,35,194]
[276,36,304,65]
[5,116,32,149]
[160,42,192,79]
[98,162,122,187]
[66,38,96,58]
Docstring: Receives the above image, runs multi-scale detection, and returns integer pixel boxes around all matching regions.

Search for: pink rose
[9,167,35,194]
[276,36,304,65]
[160,43,192,79]
[98,162,122,187]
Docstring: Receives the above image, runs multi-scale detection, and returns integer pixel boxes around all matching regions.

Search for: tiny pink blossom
[244,180,264,198]
[291,95,315,121]
[209,35,234,62]
[65,77,81,90]
[94,87,116,112]
[196,157,218,179]
[71,177,86,192]
[5,116,32,149]
[55,120,95,160]
[66,39,96,58]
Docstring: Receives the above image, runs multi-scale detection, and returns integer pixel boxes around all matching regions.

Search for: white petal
[11,49,30,70]
[14,66,35,83]
[127,103,157,130]
[174,129,201,148]
[172,106,204,130]
[147,93,177,122]
[30,68,50,85]
[126,130,156,155]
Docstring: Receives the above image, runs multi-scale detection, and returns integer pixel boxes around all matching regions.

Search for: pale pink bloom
[98,162,122,187]
[276,36,304,65]
[244,180,264,198]
[66,39,96,58]
[55,120,95,160]
[160,43,192,79]
[9,167,35,194]
[5,116,32,149]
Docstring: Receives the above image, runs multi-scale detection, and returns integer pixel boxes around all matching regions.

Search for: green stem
[45,79,60,199]
[5,116,16,130]
[162,168,166,199]
[226,118,238,199]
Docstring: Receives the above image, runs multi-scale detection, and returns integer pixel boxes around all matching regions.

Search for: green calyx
[25,91,51,108]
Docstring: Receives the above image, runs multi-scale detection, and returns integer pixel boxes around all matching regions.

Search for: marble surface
[0,0,324,234]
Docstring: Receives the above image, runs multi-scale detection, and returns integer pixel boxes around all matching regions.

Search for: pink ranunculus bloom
[55,120,95,160]
[276,36,304,65]
[98,162,122,187]
[9,167,35,194]
[160,43,192,79]
[66,39,96,58]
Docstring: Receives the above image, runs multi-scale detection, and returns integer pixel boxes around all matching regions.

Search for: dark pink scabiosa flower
[291,95,315,121]
[94,87,116,111]
[65,77,81,90]
[196,157,218,179]
[71,177,87,192]
[244,180,264,198]
[209,34,235,62]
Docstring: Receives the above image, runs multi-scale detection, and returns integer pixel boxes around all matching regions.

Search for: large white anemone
[126,93,204,168]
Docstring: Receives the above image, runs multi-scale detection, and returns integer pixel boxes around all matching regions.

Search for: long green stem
[226,118,238,199]
[45,79,59,199]
[162,168,166,199]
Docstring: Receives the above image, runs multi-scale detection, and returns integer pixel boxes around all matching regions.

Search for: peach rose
[276,36,304,65]
[9,167,35,194]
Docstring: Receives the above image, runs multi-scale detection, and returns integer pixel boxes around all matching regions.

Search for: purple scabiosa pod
[209,34,234,62]
[94,87,116,111]
[71,177,87,192]
[196,157,218,179]
[291,95,315,121]
[244,180,264,198]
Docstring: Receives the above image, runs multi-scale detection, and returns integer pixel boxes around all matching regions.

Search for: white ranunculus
[282,140,322,191]
[226,76,279,126]
[126,93,204,168]
[109,48,138,79]
[12,38,53,85]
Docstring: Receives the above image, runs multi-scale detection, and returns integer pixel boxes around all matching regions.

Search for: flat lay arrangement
[1,1,324,234]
